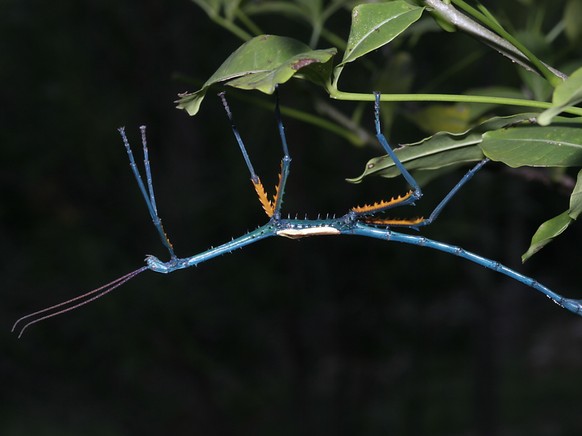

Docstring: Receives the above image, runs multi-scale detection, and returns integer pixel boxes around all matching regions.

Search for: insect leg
[118,127,176,259]
[351,92,422,221]
[351,92,423,218]
[271,86,291,219]
[353,223,582,317]
[413,158,490,228]
[219,92,277,218]
[373,91,422,202]
[364,158,490,229]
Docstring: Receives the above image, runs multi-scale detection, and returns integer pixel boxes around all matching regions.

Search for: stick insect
[12,90,582,337]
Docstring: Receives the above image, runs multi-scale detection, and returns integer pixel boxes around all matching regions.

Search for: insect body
[12,90,582,337]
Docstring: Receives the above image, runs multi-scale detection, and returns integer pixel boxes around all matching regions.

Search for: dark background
[2,1,582,435]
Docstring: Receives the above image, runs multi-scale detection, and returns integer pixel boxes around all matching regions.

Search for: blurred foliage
[3,1,582,435]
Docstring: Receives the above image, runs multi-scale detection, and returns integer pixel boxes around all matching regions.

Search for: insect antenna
[12,266,148,338]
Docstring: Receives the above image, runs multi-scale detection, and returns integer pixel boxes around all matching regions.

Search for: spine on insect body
[146,224,277,273]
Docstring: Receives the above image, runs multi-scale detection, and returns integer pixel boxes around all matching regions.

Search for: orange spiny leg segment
[251,163,286,218]
[272,163,284,209]
[351,190,414,215]
[361,216,425,226]
[251,178,275,217]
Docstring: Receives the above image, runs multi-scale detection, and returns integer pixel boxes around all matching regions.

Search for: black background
[3,1,582,434]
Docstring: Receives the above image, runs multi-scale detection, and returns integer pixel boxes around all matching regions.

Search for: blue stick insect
[12,90,582,337]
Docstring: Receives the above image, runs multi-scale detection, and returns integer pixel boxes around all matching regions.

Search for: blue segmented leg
[355,92,489,228]
[219,88,291,219]
[272,86,292,219]
[352,223,582,316]
[364,158,490,229]
[408,158,490,229]
[218,93,259,183]
[373,91,422,205]
[350,92,425,219]
[118,126,176,259]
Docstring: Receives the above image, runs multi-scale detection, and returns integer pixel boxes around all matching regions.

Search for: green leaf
[346,140,483,184]
[337,1,424,68]
[347,113,535,183]
[538,66,582,125]
[522,169,582,261]
[432,11,457,33]
[224,47,335,91]
[176,35,337,115]
[521,211,572,262]
[554,67,582,107]
[481,123,582,167]
[568,169,582,220]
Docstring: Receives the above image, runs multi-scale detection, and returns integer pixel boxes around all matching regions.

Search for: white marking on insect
[277,226,340,239]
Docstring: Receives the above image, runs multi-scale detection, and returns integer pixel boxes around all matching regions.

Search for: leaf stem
[235,9,263,37]
[423,0,566,84]
[329,90,582,116]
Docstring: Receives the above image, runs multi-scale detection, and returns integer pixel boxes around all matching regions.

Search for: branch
[423,0,566,82]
